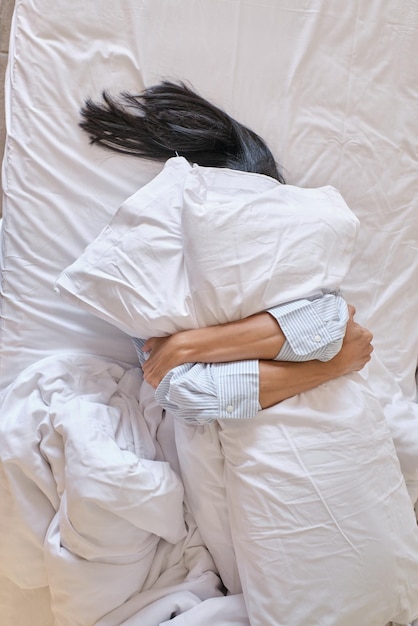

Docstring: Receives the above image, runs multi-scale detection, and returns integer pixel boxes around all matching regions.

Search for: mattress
[1,1,418,625]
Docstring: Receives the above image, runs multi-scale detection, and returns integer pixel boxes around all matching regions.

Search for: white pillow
[182,164,358,326]
[56,157,359,337]
[218,373,418,625]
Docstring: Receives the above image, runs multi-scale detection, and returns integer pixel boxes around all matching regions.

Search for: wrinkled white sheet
[0,354,245,625]
[2,0,418,624]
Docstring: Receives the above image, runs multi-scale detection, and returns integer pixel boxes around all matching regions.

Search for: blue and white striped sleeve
[154,360,260,424]
[268,292,349,362]
[132,338,259,424]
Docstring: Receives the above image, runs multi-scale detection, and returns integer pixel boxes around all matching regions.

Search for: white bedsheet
[2,0,418,625]
[0,353,242,625]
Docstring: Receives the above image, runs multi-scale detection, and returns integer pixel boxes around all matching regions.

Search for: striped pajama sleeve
[269,292,348,362]
[132,338,259,423]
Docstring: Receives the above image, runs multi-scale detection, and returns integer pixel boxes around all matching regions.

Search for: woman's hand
[258,305,373,408]
[142,333,189,388]
[329,305,373,375]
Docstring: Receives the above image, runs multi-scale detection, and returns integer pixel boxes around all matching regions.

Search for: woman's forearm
[142,312,285,387]
[177,312,285,362]
[258,359,340,408]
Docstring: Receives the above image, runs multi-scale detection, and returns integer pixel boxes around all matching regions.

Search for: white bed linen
[2,351,417,626]
[1,1,418,625]
[218,377,418,625]
[0,353,232,625]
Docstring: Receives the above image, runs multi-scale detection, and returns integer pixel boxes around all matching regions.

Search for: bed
[1,1,418,625]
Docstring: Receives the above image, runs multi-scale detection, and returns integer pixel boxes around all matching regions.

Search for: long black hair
[79,80,285,183]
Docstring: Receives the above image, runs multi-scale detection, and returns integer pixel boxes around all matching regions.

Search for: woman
[80,81,372,418]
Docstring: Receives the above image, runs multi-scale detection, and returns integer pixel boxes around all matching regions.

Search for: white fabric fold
[0,354,194,624]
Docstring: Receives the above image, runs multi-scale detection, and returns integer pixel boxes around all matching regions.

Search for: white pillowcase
[56,157,359,337]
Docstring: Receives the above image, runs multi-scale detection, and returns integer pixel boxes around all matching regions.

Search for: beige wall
[0,0,15,216]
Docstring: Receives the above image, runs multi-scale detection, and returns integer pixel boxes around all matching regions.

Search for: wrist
[171,329,200,365]
[321,353,348,378]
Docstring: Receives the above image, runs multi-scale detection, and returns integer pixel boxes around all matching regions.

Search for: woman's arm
[141,298,355,389]
[147,309,373,424]
[258,312,373,407]
[142,311,285,387]
[142,303,372,394]
[142,294,349,387]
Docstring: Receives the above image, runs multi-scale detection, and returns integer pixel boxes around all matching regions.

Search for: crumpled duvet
[0,353,234,625]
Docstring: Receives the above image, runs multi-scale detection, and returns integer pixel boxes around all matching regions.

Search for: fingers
[361,325,373,348]
[142,359,158,388]
[142,338,154,352]
[140,336,173,389]
[347,304,356,318]
[362,328,374,367]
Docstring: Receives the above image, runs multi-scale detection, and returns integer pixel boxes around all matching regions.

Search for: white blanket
[0,354,246,625]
